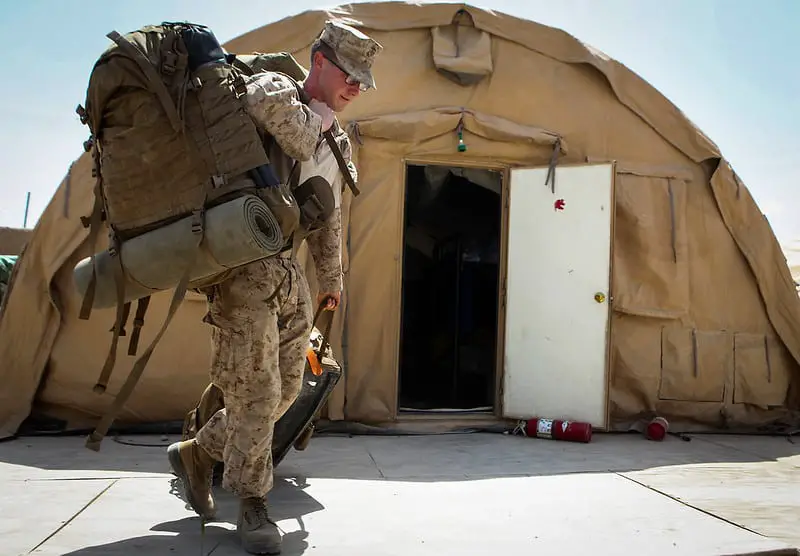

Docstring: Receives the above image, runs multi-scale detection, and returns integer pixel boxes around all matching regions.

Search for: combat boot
[238,497,282,554]
[167,438,217,519]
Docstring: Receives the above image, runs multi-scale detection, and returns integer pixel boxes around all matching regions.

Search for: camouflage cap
[318,20,383,90]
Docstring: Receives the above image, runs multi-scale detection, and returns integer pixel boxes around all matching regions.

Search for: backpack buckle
[75,105,88,125]
[191,209,205,235]
[231,74,247,97]
[162,51,177,75]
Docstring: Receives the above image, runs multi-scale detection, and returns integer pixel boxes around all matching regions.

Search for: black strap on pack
[322,130,360,197]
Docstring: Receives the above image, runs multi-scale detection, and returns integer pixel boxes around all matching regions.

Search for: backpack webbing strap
[86,209,207,452]
[93,235,129,394]
[113,302,132,337]
[106,30,182,133]
[322,130,360,197]
[127,296,151,356]
[78,146,106,321]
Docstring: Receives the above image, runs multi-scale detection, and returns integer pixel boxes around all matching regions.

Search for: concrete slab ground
[1,431,798,555]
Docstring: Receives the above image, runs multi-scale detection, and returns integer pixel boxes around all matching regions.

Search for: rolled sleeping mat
[73,194,285,309]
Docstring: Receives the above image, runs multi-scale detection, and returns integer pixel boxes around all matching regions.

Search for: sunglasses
[324,55,368,92]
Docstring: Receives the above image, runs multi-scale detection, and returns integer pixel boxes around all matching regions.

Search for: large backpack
[77,22,356,452]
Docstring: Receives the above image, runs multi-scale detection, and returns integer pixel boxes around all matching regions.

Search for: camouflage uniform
[168,19,382,555]
[192,69,349,501]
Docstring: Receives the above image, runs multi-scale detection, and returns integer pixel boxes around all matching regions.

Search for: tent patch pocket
[658,327,730,403]
[733,333,790,408]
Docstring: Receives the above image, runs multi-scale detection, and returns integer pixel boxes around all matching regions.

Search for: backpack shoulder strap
[230,54,255,77]
[322,130,360,197]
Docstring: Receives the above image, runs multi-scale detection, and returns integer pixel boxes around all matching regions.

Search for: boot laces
[246,498,275,526]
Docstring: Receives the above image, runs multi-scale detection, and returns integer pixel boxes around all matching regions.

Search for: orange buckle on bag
[306,347,323,376]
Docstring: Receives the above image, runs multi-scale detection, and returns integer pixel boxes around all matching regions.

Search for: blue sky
[1,0,797,251]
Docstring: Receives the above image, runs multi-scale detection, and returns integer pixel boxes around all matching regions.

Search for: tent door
[397,163,503,415]
[501,162,615,428]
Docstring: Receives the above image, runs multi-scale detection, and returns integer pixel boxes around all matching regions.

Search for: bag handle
[311,296,336,359]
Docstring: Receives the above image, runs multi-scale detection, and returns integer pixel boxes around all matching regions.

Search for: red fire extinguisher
[521,418,593,443]
[645,417,669,441]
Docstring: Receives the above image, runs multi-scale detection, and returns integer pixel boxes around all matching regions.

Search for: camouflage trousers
[194,255,313,499]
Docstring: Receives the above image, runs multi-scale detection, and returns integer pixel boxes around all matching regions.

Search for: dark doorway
[398,164,502,413]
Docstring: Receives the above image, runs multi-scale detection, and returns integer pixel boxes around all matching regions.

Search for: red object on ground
[645,417,669,441]
[526,418,592,443]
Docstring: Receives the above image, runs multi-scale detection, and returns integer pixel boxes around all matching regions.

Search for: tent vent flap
[349,107,568,152]
[431,9,493,86]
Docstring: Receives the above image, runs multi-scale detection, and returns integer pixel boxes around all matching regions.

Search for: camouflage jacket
[242,72,356,294]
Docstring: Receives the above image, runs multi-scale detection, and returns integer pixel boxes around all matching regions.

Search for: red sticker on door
[554,199,566,211]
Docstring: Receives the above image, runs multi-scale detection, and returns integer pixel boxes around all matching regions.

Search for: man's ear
[312,51,325,70]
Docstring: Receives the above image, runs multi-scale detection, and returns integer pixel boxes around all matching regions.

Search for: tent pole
[23,192,30,228]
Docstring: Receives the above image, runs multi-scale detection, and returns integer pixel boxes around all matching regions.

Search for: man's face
[314,52,364,112]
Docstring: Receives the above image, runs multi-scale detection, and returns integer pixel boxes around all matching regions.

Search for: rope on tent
[544,138,561,193]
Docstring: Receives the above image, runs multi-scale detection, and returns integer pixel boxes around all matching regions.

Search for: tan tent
[0,227,32,256]
[2,2,800,440]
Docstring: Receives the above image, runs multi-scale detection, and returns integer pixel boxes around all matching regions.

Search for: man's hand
[309,99,334,132]
[317,292,340,311]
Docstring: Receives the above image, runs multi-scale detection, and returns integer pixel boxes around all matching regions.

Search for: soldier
[166,20,382,555]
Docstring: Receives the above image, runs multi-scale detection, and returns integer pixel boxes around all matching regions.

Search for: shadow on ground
[58,476,324,556]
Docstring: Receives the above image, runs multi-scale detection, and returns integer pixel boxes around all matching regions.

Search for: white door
[502,162,614,428]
